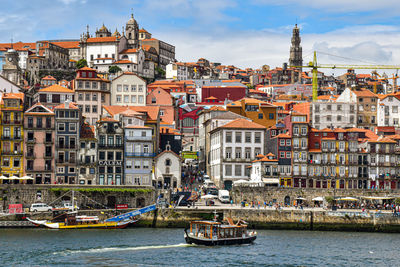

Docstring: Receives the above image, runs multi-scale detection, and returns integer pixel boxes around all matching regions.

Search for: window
[327,115,331,122]
[371,105,376,112]
[58,123,65,131]
[393,106,398,113]
[165,159,171,166]
[235,148,241,159]
[78,93,83,101]
[280,151,285,158]
[99,151,105,160]
[107,151,114,160]
[135,161,141,169]
[293,126,299,135]
[124,96,129,103]
[92,93,97,101]
[245,148,251,159]
[234,165,242,176]
[69,123,76,132]
[131,96,137,103]
[300,127,307,135]
[225,165,232,176]
[225,132,232,143]
[126,160,132,169]
[286,152,291,158]
[138,85,143,92]
[92,105,97,113]
[116,95,122,103]
[235,132,241,143]
[258,113,263,119]
[151,97,156,104]
[269,113,274,120]
[85,105,90,113]
[286,139,291,146]
[124,85,129,92]
[92,82,97,89]
[280,139,285,146]
[337,105,342,111]
[131,85,137,92]
[143,161,149,169]
[337,115,342,121]
[138,96,144,103]
[225,147,232,159]
[245,132,251,143]
[117,85,122,92]
[327,105,331,111]
[254,132,261,143]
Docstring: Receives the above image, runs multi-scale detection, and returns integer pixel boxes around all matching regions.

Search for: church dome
[98,24,109,33]
[126,13,137,25]
[112,28,121,37]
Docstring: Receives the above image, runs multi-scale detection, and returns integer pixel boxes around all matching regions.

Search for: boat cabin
[188,221,249,239]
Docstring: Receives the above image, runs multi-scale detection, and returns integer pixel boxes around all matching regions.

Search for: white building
[377,94,400,127]
[111,72,146,106]
[312,101,357,129]
[249,153,279,186]
[166,62,188,80]
[209,118,266,190]
[154,149,182,189]
[124,125,154,186]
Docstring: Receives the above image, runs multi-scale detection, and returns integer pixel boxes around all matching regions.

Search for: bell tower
[2,47,21,85]
[125,13,139,49]
[289,24,303,70]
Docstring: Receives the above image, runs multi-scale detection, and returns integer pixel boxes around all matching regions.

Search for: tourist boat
[27,204,157,229]
[184,218,257,246]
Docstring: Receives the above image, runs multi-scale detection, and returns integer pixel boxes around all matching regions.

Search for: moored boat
[184,219,257,246]
[27,204,157,229]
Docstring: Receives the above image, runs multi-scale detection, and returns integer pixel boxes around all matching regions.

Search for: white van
[30,203,53,212]
[203,180,216,189]
[218,190,230,204]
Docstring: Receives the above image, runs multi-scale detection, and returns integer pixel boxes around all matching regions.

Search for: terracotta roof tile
[86,36,117,43]
[39,84,74,93]
[217,118,266,129]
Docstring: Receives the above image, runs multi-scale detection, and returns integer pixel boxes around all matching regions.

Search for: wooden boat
[27,204,157,230]
[27,214,135,229]
[184,218,257,246]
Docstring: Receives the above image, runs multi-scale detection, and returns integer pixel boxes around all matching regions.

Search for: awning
[20,176,34,180]
[262,178,279,184]
[201,194,217,199]
[296,197,306,200]
[312,197,324,201]
[361,196,395,200]
[337,197,358,201]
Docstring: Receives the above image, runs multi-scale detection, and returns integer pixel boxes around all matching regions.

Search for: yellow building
[0,93,24,183]
[227,98,278,128]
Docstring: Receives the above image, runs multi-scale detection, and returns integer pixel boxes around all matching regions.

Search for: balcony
[26,152,36,159]
[56,143,76,149]
[44,138,54,144]
[26,166,53,172]
[98,144,123,149]
[2,120,22,125]
[1,150,22,155]
[56,159,76,164]
[26,138,36,144]
[43,153,53,159]
[125,136,152,141]
[125,152,156,157]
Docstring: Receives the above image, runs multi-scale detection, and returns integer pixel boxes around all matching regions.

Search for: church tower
[289,24,303,70]
[125,13,139,49]
[2,48,21,85]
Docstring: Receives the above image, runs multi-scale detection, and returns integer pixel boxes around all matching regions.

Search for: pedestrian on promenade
[257,201,260,209]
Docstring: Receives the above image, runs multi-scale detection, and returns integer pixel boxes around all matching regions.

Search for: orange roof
[309,149,322,152]
[0,41,36,51]
[39,84,74,93]
[51,41,80,49]
[139,28,148,33]
[125,125,151,129]
[86,36,117,43]
[120,49,138,54]
[42,75,56,80]
[114,60,133,64]
[217,118,266,129]
[317,95,338,101]
[353,88,377,98]
[142,38,158,41]
[2,92,24,101]
[205,96,217,100]
[256,154,265,158]
[228,97,276,107]
[79,66,96,71]
[209,106,226,111]
[275,133,291,138]
[99,117,119,122]
[103,105,160,121]
[54,102,79,110]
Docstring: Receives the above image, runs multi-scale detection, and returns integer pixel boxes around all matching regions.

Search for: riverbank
[5,206,396,233]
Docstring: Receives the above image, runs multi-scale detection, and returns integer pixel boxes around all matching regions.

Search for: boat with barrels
[184,218,257,246]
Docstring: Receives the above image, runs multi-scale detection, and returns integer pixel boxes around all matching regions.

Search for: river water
[1,228,399,266]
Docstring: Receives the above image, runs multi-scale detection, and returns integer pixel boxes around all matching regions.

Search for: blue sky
[2,0,400,72]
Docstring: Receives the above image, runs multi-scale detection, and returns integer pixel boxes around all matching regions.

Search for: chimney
[64,99,70,109]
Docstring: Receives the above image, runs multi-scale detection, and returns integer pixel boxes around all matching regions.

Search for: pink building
[24,103,55,184]
[146,87,176,126]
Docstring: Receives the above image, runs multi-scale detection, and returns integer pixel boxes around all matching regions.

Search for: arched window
[129,33,132,39]
[165,158,171,166]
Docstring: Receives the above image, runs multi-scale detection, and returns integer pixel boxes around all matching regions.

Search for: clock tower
[2,48,21,85]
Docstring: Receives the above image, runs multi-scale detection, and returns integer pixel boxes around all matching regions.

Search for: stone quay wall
[0,185,156,211]
[138,208,400,233]
[231,187,400,205]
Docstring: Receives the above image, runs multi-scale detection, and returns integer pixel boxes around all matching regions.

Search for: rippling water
[1,227,399,266]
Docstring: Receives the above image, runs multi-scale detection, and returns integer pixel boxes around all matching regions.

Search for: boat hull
[184,233,257,246]
[27,218,136,229]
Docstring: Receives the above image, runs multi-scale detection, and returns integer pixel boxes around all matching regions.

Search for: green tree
[108,65,122,74]
[155,66,166,78]
[76,59,88,69]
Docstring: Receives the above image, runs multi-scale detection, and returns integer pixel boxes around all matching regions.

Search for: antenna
[10,37,13,49]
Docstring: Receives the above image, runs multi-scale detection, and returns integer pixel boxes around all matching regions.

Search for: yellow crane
[291,51,400,101]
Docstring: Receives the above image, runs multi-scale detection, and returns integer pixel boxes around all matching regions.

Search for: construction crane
[291,51,400,101]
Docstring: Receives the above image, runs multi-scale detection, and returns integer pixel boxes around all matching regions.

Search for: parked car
[30,203,53,212]
[61,201,79,211]
[218,190,230,204]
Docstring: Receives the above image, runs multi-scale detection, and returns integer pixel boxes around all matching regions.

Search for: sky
[2,0,400,74]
